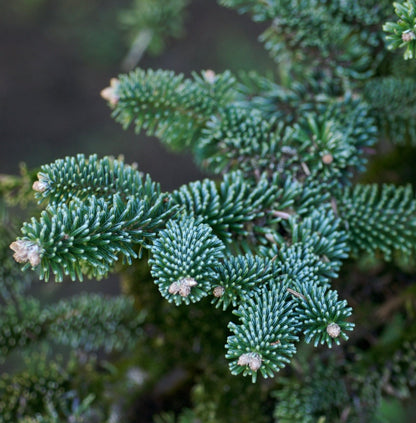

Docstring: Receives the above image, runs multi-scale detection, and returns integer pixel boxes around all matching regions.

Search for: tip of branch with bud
[100,78,120,106]
[168,277,198,297]
[402,31,416,42]
[237,352,262,371]
[326,322,341,338]
[32,174,49,193]
[10,240,42,267]
[322,153,334,165]
[203,69,216,84]
[213,286,225,297]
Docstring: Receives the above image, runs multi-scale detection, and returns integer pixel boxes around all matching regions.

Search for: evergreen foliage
[149,216,225,305]
[120,0,189,60]
[110,69,236,150]
[4,0,416,421]
[338,183,416,260]
[384,0,416,59]
[33,153,158,203]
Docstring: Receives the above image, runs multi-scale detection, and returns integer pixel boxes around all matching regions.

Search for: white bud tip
[237,353,262,371]
[178,284,191,297]
[32,180,48,193]
[180,277,198,287]
[322,153,334,164]
[100,78,120,105]
[168,282,181,295]
[203,70,216,83]
[402,31,416,42]
[327,322,341,338]
[10,240,42,267]
[168,277,198,297]
[213,286,225,298]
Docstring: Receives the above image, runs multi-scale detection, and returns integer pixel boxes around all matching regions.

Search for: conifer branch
[106,69,237,150]
[338,183,416,260]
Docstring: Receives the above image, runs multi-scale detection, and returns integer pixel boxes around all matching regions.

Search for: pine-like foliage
[120,0,190,60]
[384,0,416,59]
[5,0,416,421]
[110,69,236,150]
[0,192,145,421]
[338,183,416,260]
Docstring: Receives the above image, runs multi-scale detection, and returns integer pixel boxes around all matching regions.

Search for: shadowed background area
[0,0,272,191]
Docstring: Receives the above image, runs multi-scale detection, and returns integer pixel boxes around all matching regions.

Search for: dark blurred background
[0,0,273,191]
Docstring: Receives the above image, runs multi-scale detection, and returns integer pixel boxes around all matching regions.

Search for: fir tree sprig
[32,153,159,203]
[0,294,143,358]
[211,254,275,310]
[272,358,350,423]
[226,283,299,382]
[363,76,416,145]
[222,0,386,80]
[295,283,354,348]
[149,215,225,305]
[0,357,71,423]
[172,171,282,244]
[119,0,190,60]
[384,0,416,59]
[289,207,349,278]
[12,193,175,281]
[105,69,237,150]
[338,183,416,260]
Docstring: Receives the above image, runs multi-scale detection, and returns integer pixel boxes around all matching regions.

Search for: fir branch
[384,0,416,59]
[0,294,143,357]
[273,358,350,423]
[0,298,48,358]
[295,283,354,348]
[149,216,225,305]
[289,207,349,277]
[0,357,71,423]
[107,69,237,150]
[49,294,143,353]
[211,254,275,310]
[226,283,299,382]
[13,193,175,281]
[264,242,335,287]
[363,77,416,145]
[32,154,159,203]
[119,0,190,62]
[172,171,281,244]
[338,183,416,260]
[197,105,289,176]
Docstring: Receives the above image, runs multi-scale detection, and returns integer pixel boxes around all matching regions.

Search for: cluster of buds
[168,277,198,297]
[237,352,262,371]
[9,240,42,267]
